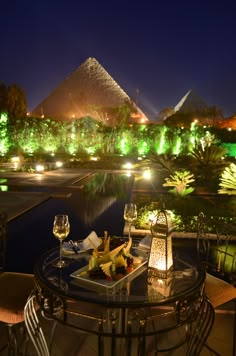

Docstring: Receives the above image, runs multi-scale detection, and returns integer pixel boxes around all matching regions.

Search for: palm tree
[190,144,229,189]
[145,153,178,174]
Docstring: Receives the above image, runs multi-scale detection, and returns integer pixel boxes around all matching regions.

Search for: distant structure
[157,89,209,121]
[161,89,224,127]
[173,89,209,113]
[31,57,148,125]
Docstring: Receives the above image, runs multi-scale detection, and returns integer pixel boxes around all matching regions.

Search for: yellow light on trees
[143,169,151,180]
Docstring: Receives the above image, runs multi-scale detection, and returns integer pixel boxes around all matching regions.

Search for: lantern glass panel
[148,210,173,278]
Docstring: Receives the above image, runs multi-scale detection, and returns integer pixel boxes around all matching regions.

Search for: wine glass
[53,214,70,268]
[123,203,137,240]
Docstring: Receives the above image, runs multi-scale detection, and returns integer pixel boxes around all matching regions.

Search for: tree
[98,101,133,127]
[146,153,178,174]
[190,143,229,188]
[0,82,7,113]
[6,84,27,120]
[0,112,10,155]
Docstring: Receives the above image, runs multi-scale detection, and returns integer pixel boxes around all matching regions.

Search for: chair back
[197,212,236,285]
[0,210,7,271]
[24,295,50,356]
[186,296,215,355]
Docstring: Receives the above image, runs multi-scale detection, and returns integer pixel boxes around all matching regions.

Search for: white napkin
[81,231,102,250]
[63,231,102,254]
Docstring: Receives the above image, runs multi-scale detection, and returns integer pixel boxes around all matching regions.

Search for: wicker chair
[0,210,35,355]
[197,212,236,355]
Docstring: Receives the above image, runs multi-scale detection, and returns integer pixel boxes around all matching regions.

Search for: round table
[33,247,214,355]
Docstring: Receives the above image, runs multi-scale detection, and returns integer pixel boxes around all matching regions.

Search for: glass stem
[128,222,131,239]
[59,239,63,264]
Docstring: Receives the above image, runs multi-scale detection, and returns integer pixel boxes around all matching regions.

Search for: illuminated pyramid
[31,57,148,123]
[174,89,208,113]
[162,89,223,127]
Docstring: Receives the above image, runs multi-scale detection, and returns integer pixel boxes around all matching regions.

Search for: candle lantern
[148,210,173,278]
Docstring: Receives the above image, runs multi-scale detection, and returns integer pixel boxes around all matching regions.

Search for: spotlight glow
[11,156,20,163]
[143,170,151,180]
[124,162,133,169]
[35,164,44,172]
[55,161,63,168]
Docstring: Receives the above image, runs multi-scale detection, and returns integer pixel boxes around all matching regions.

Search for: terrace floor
[0,301,234,355]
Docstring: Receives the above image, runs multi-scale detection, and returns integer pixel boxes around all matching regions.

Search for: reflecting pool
[6,172,136,273]
[5,170,236,274]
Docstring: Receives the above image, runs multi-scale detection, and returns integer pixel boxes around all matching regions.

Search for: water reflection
[83,172,133,199]
[72,173,134,228]
[0,178,8,191]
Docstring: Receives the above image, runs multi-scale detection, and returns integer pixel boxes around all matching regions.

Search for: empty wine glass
[53,214,70,268]
[123,203,137,240]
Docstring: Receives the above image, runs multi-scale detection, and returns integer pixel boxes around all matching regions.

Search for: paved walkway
[0,168,92,221]
[0,168,92,186]
[0,191,51,221]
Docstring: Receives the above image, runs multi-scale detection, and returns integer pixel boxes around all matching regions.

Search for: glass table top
[34,245,205,308]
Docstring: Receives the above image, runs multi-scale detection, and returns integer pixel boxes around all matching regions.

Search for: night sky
[1,0,236,119]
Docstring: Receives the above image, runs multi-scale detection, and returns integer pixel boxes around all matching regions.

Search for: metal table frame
[31,248,214,355]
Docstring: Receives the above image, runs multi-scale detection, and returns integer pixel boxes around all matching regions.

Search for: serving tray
[70,259,147,289]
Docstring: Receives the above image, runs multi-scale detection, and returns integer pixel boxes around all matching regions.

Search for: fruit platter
[70,233,147,289]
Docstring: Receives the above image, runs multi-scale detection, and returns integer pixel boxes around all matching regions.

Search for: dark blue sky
[1,0,236,119]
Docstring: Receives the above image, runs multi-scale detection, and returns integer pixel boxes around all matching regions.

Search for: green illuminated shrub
[0,112,9,155]
[163,170,195,197]
[218,163,236,195]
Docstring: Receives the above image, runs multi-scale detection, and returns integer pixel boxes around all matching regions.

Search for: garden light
[124,162,133,170]
[55,161,63,168]
[35,164,44,173]
[143,170,151,180]
[11,156,20,170]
